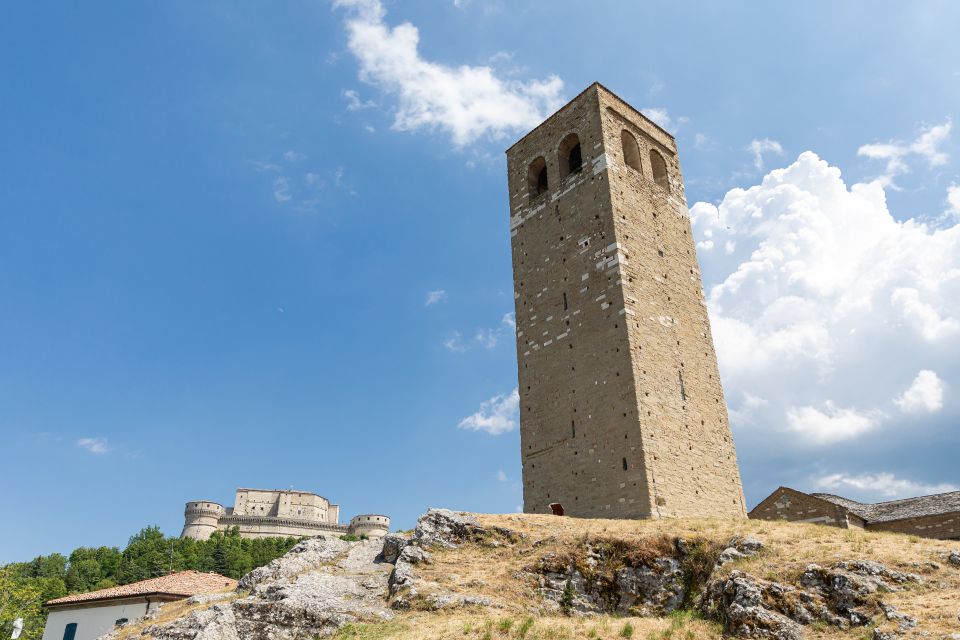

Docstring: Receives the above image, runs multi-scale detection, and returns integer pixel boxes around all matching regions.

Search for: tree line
[0,526,299,640]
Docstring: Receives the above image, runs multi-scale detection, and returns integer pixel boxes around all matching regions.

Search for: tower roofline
[504,81,675,155]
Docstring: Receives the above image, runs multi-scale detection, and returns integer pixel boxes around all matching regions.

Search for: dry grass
[331,611,723,640]
[404,514,960,639]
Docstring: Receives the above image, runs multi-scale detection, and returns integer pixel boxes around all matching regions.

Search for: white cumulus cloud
[813,472,957,500]
[786,403,882,445]
[458,388,519,435]
[948,184,960,218]
[77,437,109,454]
[690,150,960,449]
[334,0,564,146]
[894,370,944,413]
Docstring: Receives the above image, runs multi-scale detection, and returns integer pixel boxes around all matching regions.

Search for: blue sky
[2,1,959,563]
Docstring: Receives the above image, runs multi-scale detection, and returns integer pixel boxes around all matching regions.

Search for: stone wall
[749,487,863,528]
[868,513,960,540]
[507,84,747,520]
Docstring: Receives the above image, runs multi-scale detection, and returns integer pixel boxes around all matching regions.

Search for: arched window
[527,156,548,199]
[558,133,582,179]
[621,130,642,172]
[649,149,670,191]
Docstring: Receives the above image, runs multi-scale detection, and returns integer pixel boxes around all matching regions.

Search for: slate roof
[811,491,960,523]
[45,570,236,607]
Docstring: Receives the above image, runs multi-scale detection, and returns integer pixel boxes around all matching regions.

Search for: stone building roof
[45,570,236,607]
[810,491,960,523]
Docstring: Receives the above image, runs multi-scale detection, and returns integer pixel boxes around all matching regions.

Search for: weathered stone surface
[879,602,917,631]
[535,539,686,616]
[701,571,804,640]
[238,537,350,590]
[380,533,410,564]
[111,538,391,640]
[948,550,960,566]
[414,508,483,548]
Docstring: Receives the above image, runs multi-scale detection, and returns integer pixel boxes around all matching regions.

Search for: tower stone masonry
[506,83,747,519]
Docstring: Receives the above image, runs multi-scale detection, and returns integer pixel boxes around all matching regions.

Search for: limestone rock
[414,508,484,548]
[238,536,350,590]
[880,602,918,631]
[536,542,686,616]
[948,550,960,566]
[380,533,410,564]
[700,571,804,640]
[112,538,391,640]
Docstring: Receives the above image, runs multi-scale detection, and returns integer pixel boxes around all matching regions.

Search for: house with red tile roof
[42,570,235,640]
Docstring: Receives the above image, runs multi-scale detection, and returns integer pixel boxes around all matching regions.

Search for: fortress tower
[506,83,747,519]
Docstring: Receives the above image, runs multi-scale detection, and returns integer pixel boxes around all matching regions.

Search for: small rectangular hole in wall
[563,292,568,310]
[571,420,576,438]
[622,457,628,471]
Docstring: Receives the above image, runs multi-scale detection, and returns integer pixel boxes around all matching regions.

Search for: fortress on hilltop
[507,83,747,519]
[181,488,390,540]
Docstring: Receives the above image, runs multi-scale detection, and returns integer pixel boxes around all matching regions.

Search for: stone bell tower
[506,83,746,520]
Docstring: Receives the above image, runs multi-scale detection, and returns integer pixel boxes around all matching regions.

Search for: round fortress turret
[348,514,390,538]
[181,501,225,540]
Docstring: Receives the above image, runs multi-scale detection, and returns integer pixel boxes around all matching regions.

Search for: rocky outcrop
[98,511,935,640]
[948,550,960,567]
[103,537,392,640]
[700,560,921,638]
[388,509,497,610]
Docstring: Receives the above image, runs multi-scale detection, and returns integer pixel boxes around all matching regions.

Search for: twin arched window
[526,130,670,201]
[622,129,670,191]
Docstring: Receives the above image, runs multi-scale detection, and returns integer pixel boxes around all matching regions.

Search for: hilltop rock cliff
[106,509,960,640]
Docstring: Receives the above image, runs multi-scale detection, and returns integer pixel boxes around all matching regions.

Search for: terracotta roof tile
[45,570,236,607]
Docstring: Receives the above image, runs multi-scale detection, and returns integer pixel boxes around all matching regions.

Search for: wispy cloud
[77,437,109,455]
[443,331,468,353]
[857,119,952,187]
[334,0,564,146]
[641,108,688,134]
[813,472,957,500]
[342,89,376,111]
[425,290,447,306]
[273,176,292,203]
[747,138,784,170]
[458,388,519,435]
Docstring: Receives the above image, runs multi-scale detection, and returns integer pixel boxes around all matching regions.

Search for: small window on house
[527,156,548,199]
[650,149,670,190]
[558,133,582,179]
[549,502,565,516]
[63,624,78,640]
[621,130,642,172]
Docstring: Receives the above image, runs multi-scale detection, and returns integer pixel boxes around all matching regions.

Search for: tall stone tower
[506,83,747,519]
